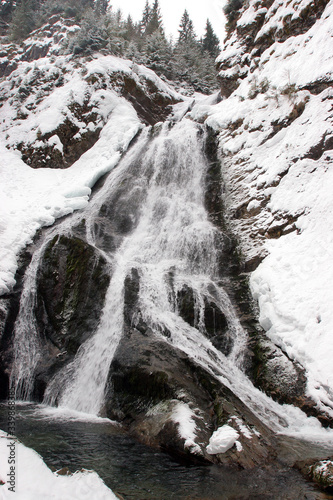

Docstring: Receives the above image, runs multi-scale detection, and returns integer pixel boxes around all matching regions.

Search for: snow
[251,152,333,413]
[0,431,118,500]
[172,402,202,454]
[0,0,333,450]
[206,425,239,454]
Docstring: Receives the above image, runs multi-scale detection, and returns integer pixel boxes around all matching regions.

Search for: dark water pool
[0,403,332,499]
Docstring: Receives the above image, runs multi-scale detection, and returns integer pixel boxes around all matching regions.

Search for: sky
[108,0,227,43]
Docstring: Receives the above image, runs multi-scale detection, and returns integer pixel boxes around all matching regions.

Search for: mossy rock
[36,234,110,354]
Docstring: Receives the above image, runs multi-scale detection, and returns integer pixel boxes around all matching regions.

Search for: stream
[1,403,332,499]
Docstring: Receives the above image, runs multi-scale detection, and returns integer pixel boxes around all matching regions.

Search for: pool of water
[0,403,332,499]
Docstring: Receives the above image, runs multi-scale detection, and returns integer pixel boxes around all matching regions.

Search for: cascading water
[10,243,45,400]
[10,116,333,444]
[43,119,247,414]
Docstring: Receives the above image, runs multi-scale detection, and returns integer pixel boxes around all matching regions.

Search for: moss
[213,398,226,427]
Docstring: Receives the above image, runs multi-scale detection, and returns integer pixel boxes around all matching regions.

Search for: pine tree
[202,19,220,58]
[94,0,108,17]
[124,14,139,42]
[140,0,151,34]
[145,0,163,35]
[142,29,172,78]
[172,11,218,94]
[69,7,107,54]
[9,0,38,40]
[177,9,195,43]
[105,8,127,55]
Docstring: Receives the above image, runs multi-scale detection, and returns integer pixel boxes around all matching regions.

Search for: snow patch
[206,425,239,454]
[172,402,201,453]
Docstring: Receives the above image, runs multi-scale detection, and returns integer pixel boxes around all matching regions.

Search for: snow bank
[206,425,239,454]
[250,152,333,414]
[0,431,118,500]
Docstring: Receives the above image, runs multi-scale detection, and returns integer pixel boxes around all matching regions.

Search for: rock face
[0,19,180,171]
[209,0,333,428]
[0,233,110,400]
[217,0,331,98]
[36,234,110,355]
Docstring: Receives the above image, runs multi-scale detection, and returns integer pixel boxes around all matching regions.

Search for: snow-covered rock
[206,425,239,454]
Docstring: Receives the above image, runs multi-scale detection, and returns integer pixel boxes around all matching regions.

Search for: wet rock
[104,326,214,458]
[31,234,110,397]
[123,268,140,325]
[204,126,224,227]
[36,234,110,354]
[92,171,147,253]
[296,458,333,493]
[104,323,276,467]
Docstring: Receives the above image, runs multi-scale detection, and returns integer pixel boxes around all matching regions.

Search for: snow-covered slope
[0,20,183,295]
[191,0,333,418]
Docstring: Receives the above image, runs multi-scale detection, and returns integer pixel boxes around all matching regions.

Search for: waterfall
[10,117,333,442]
[43,119,247,413]
[10,243,45,400]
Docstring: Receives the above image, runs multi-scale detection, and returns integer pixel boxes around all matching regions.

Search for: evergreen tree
[142,29,172,77]
[105,8,127,55]
[123,14,139,42]
[39,0,94,23]
[145,0,163,35]
[140,0,151,34]
[68,7,107,54]
[94,0,108,17]
[9,0,38,40]
[202,19,220,58]
[172,11,218,94]
[177,9,195,43]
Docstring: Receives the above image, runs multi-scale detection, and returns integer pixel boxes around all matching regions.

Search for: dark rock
[295,457,333,492]
[302,132,333,161]
[123,268,140,325]
[36,234,110,354]
[103,322,276,466]
[121,74,179,126]
[29,234,110,397]
[176,285,195,326]
[204,126,224,227]
[17,114,102,170]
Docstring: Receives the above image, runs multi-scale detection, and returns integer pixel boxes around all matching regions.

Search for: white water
[44,119,248,413]
[10,117,333,444]
[10,243,45,400]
